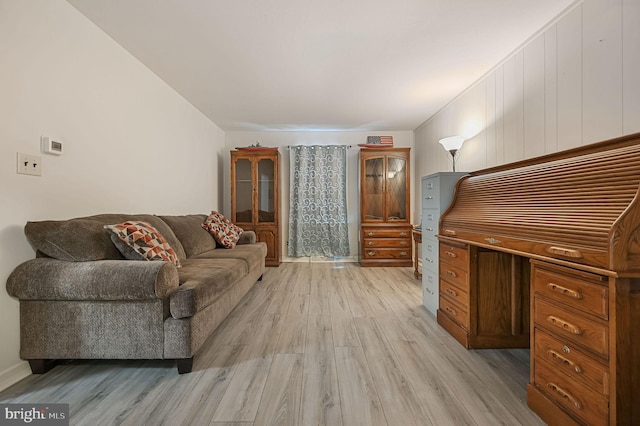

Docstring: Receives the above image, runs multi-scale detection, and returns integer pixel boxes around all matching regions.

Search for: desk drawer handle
[547,283,582,299]
[367,251,376,256]
[400,232,408,237]
[444,229,457,236]
[547,246,583,258]
[368,241,376,246]
[546,382,583,410]
[445,251,457,258]
[446,288,458,297]
[400,251,407,256]
[367,232,375,237]
[547,316,583,335]
[445,306,458,317]
[400,241,407,246]
[446,270,457,278]
[547,350,583,373]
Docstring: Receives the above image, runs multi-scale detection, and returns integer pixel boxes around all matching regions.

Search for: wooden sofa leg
[28,359,57,374]
[176,357,194,374]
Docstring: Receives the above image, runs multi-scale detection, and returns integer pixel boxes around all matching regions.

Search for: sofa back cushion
[158,215,218,258]
[25,214,186,262]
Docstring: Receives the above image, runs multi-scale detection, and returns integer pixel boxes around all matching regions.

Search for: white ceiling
[67,0,576,132]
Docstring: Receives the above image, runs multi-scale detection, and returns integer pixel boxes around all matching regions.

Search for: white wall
[0,0,225,390]
[224,131,415,261]
[414,0,640,222]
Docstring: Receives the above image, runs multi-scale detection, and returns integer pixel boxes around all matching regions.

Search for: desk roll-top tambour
[436,132,640,426]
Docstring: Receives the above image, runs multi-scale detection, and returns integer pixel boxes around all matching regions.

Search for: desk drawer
[440,279,469,307]
[534,329,609,397]
[439,295,468,329]
[362,248,411,259]
[439,262,468,291]
[534,299,608,358]
[534,358,608,426]
[439,243,468,269]
[363,238,411,249]
[533,264,608,320]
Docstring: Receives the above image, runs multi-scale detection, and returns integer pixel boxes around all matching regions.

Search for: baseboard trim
[283,256,358,263]
[0,361,31,392]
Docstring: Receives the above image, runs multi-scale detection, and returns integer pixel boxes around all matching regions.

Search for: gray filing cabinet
[421,172,466,315]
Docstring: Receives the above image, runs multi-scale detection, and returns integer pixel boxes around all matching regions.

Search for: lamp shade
[438,136,466,152]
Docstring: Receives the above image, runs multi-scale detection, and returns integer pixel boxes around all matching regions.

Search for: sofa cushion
[192,242,267,272]
[25,214,186,262]
[169,258,248,319]
[104,221,182,268]
[202,211,244,249]
[158,214,218,258]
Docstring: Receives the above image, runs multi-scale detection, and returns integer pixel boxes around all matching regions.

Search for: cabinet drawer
[362,248,411,259]
[534,358,608,426]
[534,299,608,358]
[439,295,468,328]
[422,178,440,208]
[439,262,468,291]
[422,209,439,238]
[534,329,609,397]
[363,238,411,249]
[439,243,469,270]
[362,228,411,239]
[533,264,608,319]
[440,279,469,307]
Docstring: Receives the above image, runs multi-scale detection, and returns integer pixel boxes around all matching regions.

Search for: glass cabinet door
[386,156,407,221]
[363,156,384,221]
[257,158,275,223]
[234,158,253,223]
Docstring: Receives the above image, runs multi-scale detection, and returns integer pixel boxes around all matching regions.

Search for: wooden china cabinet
[231,148,281,266]
[359,147,412,267]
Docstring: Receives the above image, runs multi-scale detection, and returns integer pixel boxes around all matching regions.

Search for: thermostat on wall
[41,136,63,155]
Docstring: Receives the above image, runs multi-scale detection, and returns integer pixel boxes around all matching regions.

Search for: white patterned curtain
[288,145,349,257]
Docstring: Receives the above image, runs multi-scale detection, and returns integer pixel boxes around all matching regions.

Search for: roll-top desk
[437,133,640,426]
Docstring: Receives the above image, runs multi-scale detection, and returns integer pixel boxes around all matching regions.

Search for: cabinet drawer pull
[443,229,457,236]
[367,251,376,256]
[425,257,434,263]
[445,306,458,316]
[400,232,408,237]
[547,246,583,258]
[547,350,583,373]
[400,251,407,256]
[546,382,583,410]
[547,283,582,299]
[445,251,457,258]
[425,196,434,200]
[446,270,457,278]
[425,288,435,295]
[368,241,375,246]
[546,316,583,335]
[446,288,458,297]
[367,232,375,237]
[425,227,434,231]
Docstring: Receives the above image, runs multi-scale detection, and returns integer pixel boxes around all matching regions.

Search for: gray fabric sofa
[6,214,267,374]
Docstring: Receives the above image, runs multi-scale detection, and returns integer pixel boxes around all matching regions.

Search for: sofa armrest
[6,258,179,301]
[237,230,256,245]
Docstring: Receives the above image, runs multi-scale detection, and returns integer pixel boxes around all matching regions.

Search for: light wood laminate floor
[0,263,544,426]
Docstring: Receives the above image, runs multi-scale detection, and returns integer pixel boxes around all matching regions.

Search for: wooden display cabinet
[231,148,280,266]
[359,147,411,267]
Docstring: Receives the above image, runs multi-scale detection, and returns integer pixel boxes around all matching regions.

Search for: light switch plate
[17,152,42,176]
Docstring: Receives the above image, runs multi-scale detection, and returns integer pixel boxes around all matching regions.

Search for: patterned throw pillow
[201,211,244,249]
[104,221,181,268]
